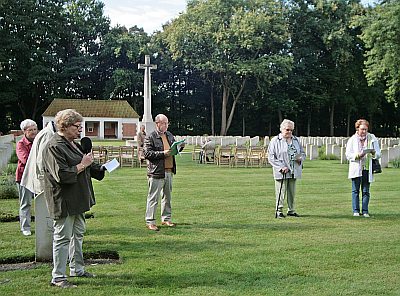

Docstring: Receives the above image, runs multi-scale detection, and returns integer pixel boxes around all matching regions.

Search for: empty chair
[232,146,249,167]
[215,146,233,167]
[120,146,136,167]
[248,147,264,167]
[92,146,106,164]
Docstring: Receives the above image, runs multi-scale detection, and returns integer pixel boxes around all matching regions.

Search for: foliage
[9,150,18,164]
[391,157,400,168]
[317,145,339,160]
[360,0,400,103]
[0,176,18,199]
[0,155,399,294]
[163,0,292,135]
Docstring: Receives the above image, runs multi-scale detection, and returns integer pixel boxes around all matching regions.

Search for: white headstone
[35,192,53,262]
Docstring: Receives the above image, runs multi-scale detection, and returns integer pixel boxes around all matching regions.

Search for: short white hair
[280,119,294,132]
[20,119,37,131]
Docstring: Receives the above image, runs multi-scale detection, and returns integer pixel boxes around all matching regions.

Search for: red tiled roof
[42,99,139,118]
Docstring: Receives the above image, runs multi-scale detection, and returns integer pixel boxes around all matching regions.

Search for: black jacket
[43,133,104,219]
[143,130,176,178]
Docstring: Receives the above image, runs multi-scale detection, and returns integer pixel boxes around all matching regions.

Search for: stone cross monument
[138,55,157,134]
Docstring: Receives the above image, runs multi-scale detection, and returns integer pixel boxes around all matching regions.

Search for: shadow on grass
[75,269,322,291]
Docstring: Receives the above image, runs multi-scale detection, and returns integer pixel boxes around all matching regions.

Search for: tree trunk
[225,80,246,134]
[346,111,351,137]
[210,84,215,136]
[278,109,283,124]
[220,82,229,136]
[329,102,335,136]
[307,112,311,136]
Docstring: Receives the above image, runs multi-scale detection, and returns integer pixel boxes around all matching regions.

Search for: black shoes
[287,212,300,217]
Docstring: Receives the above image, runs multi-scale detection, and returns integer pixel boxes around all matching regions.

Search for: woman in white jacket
[345,119,381,217]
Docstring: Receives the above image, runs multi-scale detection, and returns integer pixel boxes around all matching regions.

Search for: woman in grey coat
[43,109,105,288]
[268,119,305,218]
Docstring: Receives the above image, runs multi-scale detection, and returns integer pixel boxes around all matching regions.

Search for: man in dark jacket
[143,114,182,231]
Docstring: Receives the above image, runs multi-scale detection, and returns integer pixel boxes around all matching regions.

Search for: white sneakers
[353,213,370,218]
[22,230,31,236]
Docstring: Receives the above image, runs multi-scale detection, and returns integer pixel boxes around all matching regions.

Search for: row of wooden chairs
[193,145,269,167]
[92,146,146,168]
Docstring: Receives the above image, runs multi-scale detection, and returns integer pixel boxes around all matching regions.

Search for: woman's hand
[280,167,289,174]
[81,152,94,167]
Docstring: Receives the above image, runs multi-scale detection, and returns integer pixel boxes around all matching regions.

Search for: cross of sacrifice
[138,55,157,123]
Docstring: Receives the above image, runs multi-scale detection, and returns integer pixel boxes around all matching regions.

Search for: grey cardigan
[267,134,305,180]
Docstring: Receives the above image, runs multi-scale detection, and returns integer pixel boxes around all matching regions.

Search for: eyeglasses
[156,121,169,125]
[72,124,83,129]
[285,129,293,132]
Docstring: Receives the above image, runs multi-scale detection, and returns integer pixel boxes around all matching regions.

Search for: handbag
[372,158,382,174]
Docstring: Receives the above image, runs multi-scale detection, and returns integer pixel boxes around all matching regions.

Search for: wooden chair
[232,146,249,167]
[104,146,120,162]
[92,146,106,164]
[119,146,136,167]
[248,146,264,167]
[215,146,233,167]
[192,145,202,162]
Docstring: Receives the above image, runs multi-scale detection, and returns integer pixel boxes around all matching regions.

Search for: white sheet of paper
[102,158,120,172]
[363,148,374,154]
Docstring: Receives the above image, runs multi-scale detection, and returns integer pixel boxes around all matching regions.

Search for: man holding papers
[143,114,184,231]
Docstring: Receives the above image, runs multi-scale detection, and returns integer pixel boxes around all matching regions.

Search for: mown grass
[0,151,399,295]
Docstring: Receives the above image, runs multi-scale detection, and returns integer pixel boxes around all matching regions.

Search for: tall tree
[360,0,400,104]
[163,0,292,135]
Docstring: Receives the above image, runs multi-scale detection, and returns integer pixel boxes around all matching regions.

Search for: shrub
[319,153,339,160]
[391,157,400,168]
[9,150,18,164]
[2,163,17,176]
[0,177,18,199]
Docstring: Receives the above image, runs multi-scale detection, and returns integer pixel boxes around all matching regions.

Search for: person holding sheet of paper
[345,119,381,218]
[43,109,106,288]
[143,114,184,231]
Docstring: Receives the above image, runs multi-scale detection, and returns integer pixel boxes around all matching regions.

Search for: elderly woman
[345,119,381,218]
[268,119,305,218]
[16,119,38,236]
[43,109,105,288]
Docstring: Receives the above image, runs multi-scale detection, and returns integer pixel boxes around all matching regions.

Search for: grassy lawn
[0,151,399,295]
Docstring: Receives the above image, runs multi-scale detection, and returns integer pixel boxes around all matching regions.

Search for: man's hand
[164,149,171,157]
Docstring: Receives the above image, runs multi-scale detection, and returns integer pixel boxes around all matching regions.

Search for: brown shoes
[162,221,176,227]
[146,224,159,231]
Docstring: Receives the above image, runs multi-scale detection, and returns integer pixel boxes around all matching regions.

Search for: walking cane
[275,172,287,218]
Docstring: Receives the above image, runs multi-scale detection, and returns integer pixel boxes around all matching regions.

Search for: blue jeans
[351,170,370,214]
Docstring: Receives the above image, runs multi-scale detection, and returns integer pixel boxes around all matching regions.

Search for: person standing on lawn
[16,119,38,236]
[268,119,305,218]
[345,119,381,218]
[143,114,184,231]
[43,109,106,288]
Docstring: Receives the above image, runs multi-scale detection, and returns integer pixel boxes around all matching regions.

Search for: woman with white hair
[43,109,106,288]
[268,119,305,218]
[16,119,38,235]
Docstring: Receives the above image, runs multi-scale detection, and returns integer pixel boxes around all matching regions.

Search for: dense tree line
[0,0,399,136]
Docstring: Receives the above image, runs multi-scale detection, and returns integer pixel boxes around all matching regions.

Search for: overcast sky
[102,0,378,34]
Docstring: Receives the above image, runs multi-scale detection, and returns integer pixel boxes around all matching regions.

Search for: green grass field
[0,152,399,295]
